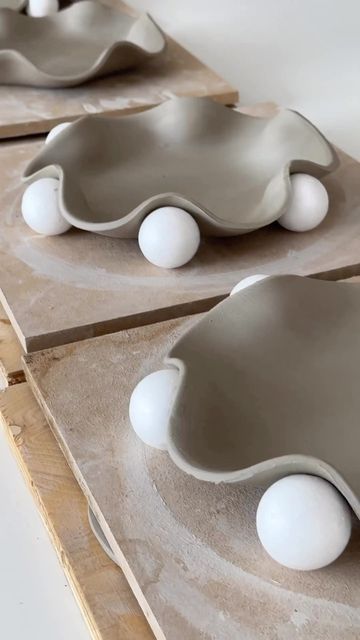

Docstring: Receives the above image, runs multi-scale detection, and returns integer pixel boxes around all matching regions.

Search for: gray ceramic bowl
[23,97,338,238]
[165,275,360,518]
[0,1,166,87]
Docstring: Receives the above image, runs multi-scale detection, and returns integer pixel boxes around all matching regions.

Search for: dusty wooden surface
[0,0,237,139]
[23,306,360,640]
[1,133,360,352]
[0,382,153,640]
[3,272,360,388]
[0,303,24,387]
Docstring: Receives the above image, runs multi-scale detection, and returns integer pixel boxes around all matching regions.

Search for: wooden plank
[0,382,153,640]
[1,132,360,352]
[23,311,360,640]
[3,269,359,387]
[0,303,24,387]
[3,266,357,387]
[0,0,237,139]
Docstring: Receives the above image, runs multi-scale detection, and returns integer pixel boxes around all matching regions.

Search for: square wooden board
[1,131,360,352]
[23,311,360,640]
[0,0,237,139]
[0,382,153,640]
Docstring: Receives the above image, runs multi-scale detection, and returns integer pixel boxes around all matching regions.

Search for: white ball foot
[256,474,352,570]
[27,0,59,17]
[45,122,71,145]
[138,207,200,269]
[129,369,179,449]
[230,274,269,296]
[21,178,71,236]
[278,174,329,232]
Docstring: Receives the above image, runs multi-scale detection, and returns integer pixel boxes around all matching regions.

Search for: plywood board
[3,272,360,387]
[0,303,24,387]
[0,0,237,139]
[2,134,360,352]
[0,382,153,640]
[23,314,360,640]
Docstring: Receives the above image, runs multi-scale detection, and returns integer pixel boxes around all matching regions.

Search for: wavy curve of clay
[0,1,166,87]
[164,275,360,518]
[23,98,338,237]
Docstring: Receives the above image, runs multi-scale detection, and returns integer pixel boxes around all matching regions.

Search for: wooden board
[23,312,360,640]
[0,382,153,640]
[2,135,360,352]
[0,0,237,139]
[0,303,24,387]
[3,270,359,386]
[3,267,359,386]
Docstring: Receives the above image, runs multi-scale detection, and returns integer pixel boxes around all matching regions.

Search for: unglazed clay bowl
[164,275,360,518]
[0,1,166,87]
[23,98,338,238]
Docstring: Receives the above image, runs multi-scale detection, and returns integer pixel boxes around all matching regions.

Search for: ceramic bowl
[0,1,166,87]
[164,275,360,517]
[23,98,338,238]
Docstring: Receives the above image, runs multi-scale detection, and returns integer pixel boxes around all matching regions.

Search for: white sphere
[278,174,329,232]
[256,474,352,571]
[138,207,200,269]
[27,0,59,17]
[230,274,269,296]
[45,122,71,145]
[22,178,71,236]
[129,369,179,449]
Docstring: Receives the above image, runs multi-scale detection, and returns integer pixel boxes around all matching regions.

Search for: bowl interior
[29,101,335,230]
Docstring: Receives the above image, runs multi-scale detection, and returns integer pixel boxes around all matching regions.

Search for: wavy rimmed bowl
[23,97,338,237]
[0,1,166,87]
[164,275,360,517]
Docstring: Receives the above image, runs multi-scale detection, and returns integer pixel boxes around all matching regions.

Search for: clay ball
[27,0,59,17]
[22,178,71,236]
[129,369,179,449]
[45,122,72,144]
[138,207,200,269]
[278,174,329,232]
[256,474,352,570]
[230,274,269,296]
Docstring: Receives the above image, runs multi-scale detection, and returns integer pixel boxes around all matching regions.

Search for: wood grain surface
[0,303,24,387]
[23,309,360,640]
[1,131,360,352]
[0,0,237,139]
[0,382,153,640]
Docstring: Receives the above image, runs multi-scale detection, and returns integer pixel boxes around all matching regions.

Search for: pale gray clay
[23,98,338,237]
[165,276,360,518]
[0,1,165,87]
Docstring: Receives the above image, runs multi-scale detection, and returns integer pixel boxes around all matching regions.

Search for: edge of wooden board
[6,263,360,354]
[0,25,238,140]
[0,93,238,140]
[0,383,153,640]
[21,278,360,640]
[0,303,24,387]
[1,276,360,639]
[20,362,166,640]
